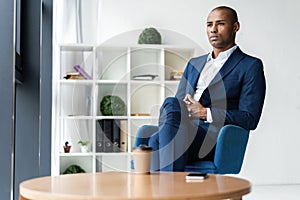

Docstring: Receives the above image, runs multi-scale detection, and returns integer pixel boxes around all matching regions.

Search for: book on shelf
[113,120,120,152]
[73,65,92,80]
[103,119,113,152]
[120,120,128,152]
[132,74,158,80]
[96,120,104,152]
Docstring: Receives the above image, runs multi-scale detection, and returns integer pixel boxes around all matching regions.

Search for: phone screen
[185,173,208,180]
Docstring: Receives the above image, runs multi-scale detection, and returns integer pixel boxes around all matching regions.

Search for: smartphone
[185,173,208,180]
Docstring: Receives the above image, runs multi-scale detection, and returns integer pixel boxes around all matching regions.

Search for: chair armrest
[214,124,250,174]
[134,125,159,147]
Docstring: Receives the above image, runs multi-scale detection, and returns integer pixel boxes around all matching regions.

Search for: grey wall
[0,0,52,199]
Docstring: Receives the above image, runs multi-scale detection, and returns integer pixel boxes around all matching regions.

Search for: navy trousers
[148,97,211,171]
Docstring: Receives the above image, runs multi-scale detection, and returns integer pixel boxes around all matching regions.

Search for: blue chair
[134,124,249,174]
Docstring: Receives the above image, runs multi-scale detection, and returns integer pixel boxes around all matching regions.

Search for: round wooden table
[20,172,251,200]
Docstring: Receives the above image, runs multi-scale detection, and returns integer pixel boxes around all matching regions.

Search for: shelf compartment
[60,155,93,174]
[164,48,193,80]
[60,45,94,80]
[130,47,163,81]
[59,118,93,153]
[60,84,93,116]
[96,47,128,81]
[130,83,163,117]
[96,83,128,116]
[96,154,130,172]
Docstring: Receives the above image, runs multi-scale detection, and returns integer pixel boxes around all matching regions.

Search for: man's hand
[183,94,207,120]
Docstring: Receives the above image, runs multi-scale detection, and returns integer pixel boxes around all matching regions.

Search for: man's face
[206,9,239,51]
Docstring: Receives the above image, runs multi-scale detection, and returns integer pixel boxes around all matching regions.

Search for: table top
[20,172,251,200]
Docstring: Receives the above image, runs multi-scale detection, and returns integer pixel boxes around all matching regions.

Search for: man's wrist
[200,107,207,121]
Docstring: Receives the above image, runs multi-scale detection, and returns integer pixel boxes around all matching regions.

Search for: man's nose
[210,24,217,33]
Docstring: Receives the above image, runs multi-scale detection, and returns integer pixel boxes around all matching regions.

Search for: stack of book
[64,72,85,80]
[96,119,128,152]
[170,70,183,80]
[132,74,158,80]
[64,65,92,80]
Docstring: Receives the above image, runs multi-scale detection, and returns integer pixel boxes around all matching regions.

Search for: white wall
[56,0,300,185]
[97,0,300,185]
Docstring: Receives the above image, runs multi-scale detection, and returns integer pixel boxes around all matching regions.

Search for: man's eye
[207,23,213,27]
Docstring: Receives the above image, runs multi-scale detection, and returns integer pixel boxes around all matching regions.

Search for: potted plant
[63,141,71,153]
[78,140,90,153]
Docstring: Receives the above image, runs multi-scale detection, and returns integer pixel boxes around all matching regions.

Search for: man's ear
[234,22,240,33]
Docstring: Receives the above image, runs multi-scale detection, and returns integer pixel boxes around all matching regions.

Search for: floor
[244,184,300,200]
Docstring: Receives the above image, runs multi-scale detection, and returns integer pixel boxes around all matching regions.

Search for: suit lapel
[189,54,209,91]
[208,47,245,87]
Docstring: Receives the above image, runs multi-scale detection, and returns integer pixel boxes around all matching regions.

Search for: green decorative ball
[138,27,162,44]
[63,164,85,174]
[100,95,126,116]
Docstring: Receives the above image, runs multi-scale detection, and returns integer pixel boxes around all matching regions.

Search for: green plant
[63,164,85,174]
[138,27,162,44]
[78,140,89,146]
[100,95,126,116]
[64,141,70,147]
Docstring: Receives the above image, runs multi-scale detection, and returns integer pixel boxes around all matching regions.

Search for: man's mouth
[210,36,218,41]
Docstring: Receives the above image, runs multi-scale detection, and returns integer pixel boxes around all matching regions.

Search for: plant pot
[81,145,88,153]
[64,145,71,153]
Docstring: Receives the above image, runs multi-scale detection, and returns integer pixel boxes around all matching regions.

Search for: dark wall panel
[0,0,14,199]
[14,0,41,199]
[14,0,53,199]
[0,0,52,199]
[39,0,53,177]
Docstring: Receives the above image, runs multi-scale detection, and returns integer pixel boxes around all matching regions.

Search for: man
[139,6,266,171]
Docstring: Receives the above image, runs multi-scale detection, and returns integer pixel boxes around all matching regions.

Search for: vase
[64,145,71,153]
[81,145,88,153]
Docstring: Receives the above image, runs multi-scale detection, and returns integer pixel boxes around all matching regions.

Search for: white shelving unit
[52,42,196,175]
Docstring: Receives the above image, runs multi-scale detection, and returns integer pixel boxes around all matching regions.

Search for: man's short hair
[211,6,238,23]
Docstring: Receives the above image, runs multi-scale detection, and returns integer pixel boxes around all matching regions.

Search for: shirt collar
[207,45,238,65]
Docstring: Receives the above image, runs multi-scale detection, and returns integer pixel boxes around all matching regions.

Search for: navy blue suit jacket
[176,47,266,131]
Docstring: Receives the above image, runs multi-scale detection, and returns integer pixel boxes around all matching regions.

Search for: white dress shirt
[193,45,237,123]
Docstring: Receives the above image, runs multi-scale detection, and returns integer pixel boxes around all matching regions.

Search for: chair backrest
[214,124,250,174]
